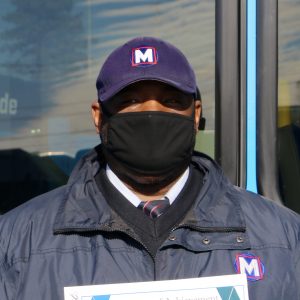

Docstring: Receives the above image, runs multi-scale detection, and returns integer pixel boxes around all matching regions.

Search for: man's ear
[194,100,202,131]
[91,101,103,133]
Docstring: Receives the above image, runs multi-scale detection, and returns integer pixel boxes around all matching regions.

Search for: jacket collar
[183,152,247,230]
[53,146,113,233]
[53,147,247,239]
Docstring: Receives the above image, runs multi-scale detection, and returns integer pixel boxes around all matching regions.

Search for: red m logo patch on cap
[131,47,158,66]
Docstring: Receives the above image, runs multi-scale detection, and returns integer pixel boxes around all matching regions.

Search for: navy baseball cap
[96,37,197,102]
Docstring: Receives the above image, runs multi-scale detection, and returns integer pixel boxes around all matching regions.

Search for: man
[0,37,299,299]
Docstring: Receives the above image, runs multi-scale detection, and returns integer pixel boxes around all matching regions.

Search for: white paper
[64,274,249,300]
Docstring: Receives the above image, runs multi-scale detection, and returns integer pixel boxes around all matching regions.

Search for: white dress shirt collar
[106,165,189,207]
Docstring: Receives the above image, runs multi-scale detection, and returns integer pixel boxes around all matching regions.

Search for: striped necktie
[138,197,170,219]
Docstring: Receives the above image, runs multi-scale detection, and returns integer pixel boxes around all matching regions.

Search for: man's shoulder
[233,186,300,248]
[192,152,300,230]
[0,185,67,242]
[0,147,100,233]
[0,185,69,268]
[192,151,300,244]
[236,185,300,224]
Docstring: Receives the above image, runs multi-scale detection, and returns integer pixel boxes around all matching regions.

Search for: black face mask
[100,111,196,192]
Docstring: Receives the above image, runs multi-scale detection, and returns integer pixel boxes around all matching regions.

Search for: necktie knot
[138,197,170,219]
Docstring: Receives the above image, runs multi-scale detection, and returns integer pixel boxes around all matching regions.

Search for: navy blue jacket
[0,149,300,299]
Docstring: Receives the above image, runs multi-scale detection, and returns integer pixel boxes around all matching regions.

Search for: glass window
[278,0,300,213]
[0,0,215,214]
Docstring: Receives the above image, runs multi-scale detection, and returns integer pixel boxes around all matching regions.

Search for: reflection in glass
[0,0,215,213]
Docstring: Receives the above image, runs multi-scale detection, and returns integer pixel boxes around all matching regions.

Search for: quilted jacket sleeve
[0,234,18,300]
[295,238,300,298]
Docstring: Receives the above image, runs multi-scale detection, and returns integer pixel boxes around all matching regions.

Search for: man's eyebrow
[119,85,138,94]
[162,86,187,94]
[118,83,184,95]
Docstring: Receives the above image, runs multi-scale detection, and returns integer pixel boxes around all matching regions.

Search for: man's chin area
[118,172,177,195]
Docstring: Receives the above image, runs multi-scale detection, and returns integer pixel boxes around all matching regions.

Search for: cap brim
[99,76,196,102]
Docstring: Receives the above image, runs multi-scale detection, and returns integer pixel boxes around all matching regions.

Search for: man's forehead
[100,80,195,115]
[116,80,190,95]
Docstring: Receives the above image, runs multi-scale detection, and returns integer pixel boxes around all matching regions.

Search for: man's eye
[122,99,138,105]
[163,99,183,107]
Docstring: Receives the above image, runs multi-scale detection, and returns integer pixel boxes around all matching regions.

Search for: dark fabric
[101,111,195,176]
[0,148,299,300]
[95,164,204,257]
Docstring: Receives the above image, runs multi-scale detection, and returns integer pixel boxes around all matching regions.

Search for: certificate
[64,274,249,300]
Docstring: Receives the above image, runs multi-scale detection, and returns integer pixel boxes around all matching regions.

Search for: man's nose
[139,99,166,111]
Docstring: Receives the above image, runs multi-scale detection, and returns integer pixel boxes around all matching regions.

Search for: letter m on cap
[132,47,158,66]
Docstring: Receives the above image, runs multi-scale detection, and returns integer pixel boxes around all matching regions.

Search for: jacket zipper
[55,224,157,279]
[54,224,155,259]
[55,223,245,282]
[54,224,246,256]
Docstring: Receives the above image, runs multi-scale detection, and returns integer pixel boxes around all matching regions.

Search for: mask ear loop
[195,87,206,131]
